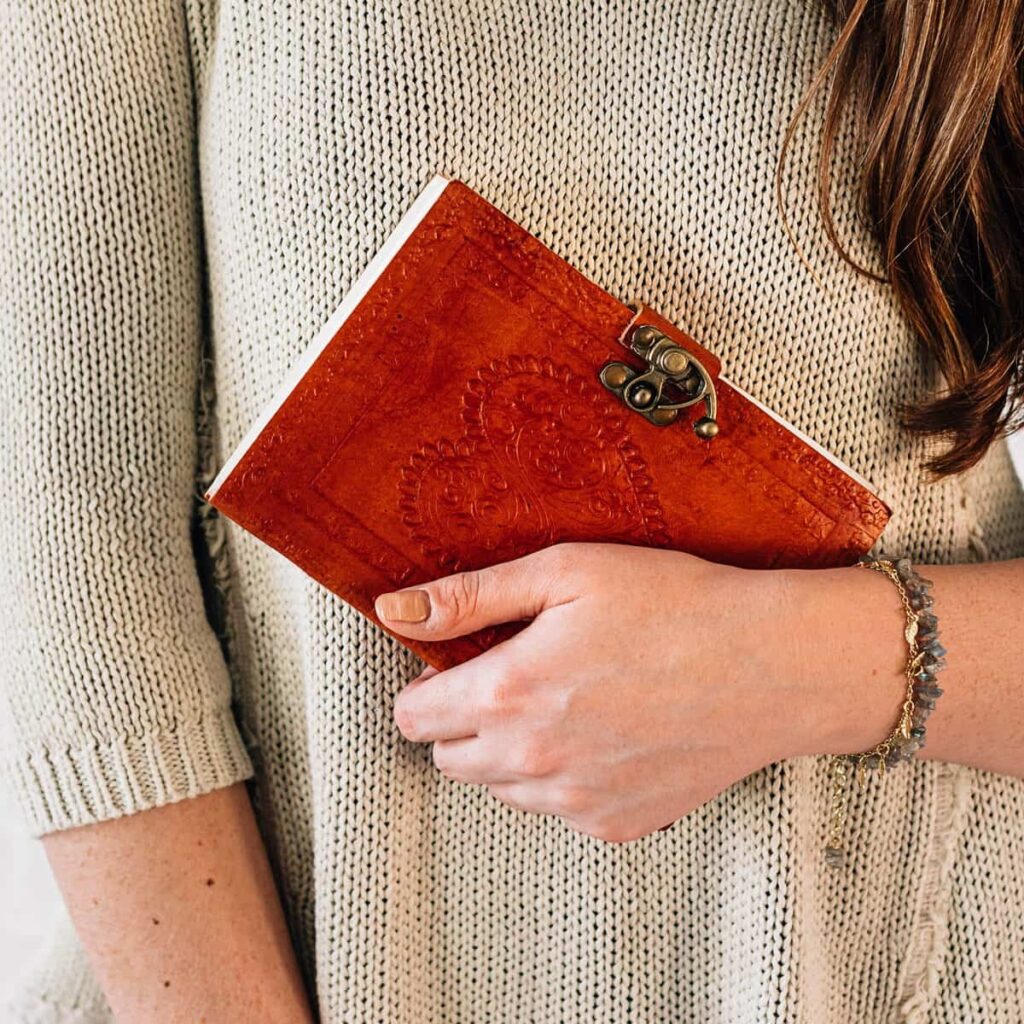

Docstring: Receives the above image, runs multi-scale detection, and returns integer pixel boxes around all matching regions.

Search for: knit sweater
[3,1,1024,1021]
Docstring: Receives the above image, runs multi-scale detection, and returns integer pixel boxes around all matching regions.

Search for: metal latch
[599,323,719,438]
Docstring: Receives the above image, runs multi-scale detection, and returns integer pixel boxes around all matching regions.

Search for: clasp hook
[599,324,719,438]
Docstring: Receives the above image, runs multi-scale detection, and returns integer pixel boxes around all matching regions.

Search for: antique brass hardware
[599,324,719,438]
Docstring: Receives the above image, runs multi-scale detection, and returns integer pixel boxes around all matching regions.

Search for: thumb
[373,547,564,641]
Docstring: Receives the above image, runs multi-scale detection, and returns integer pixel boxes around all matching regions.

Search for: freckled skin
[43,785,314,1022]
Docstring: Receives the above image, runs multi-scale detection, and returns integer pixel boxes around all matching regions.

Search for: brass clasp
[599,324,719,438]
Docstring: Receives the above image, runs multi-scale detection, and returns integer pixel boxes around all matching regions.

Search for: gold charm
[899,708,913,740]
[826,559,943,866]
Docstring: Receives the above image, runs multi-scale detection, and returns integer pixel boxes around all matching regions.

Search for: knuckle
[440,570,483,625]
[510,737,556,778]
[538,541,576,580]
[555,784,592,816]
[485,664,527,718]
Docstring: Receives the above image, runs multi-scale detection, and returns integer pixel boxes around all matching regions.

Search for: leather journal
[206,175,891,670]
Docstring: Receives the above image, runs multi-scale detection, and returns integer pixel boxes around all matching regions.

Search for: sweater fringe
[895,763,975,1022]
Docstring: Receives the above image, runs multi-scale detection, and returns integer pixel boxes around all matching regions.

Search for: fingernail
[375,589,431,623]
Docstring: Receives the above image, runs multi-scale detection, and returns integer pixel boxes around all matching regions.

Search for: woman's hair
[781,0,1023,476]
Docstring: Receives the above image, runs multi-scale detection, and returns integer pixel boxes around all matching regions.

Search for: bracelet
[823,556,946,868]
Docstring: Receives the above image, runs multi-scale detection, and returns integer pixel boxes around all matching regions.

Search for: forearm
[43,784,314,1024]
[790,557,1024,778]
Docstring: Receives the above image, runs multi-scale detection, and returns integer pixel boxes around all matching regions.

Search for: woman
[1,0,1022,1021]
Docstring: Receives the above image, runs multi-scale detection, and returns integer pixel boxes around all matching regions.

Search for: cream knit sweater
[3,1,1024,1021]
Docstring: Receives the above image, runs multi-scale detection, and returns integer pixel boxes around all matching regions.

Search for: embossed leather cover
[206,176,891,670]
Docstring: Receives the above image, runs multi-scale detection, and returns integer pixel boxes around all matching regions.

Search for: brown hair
[780,0,1024,476]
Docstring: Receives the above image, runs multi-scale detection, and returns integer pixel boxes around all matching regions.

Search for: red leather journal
[206,176,890,669]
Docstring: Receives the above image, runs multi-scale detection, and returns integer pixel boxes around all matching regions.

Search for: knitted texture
[2,1,1024,1021]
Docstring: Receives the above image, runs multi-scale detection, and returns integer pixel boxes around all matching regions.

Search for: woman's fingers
[393,643,511,742]
[431,737,516,785]
[486,781,570,817]
[393,633,542,743]
[374,545,576,642]
[393,668,480,741]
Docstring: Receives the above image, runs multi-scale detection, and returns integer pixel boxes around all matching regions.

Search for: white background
[3,434,1023,1005]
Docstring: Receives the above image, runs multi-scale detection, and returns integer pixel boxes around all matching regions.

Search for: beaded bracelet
[824,556,946,868]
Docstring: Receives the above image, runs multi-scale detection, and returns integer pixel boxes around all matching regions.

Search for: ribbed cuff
[2,705,254,836]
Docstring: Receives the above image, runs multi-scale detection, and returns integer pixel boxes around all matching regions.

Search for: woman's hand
[376,542,904,843]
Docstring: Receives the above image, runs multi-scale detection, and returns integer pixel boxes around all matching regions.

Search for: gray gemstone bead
[918,612,938,632]
[910,727,926,739]
[924,641,948,658]
[825,846,846,868]
[914,696,937,711]
[910,592,935,610]
[885,748,903,767]
[895,558,912,575]
[912,707,930,728]
[914,684,943,700]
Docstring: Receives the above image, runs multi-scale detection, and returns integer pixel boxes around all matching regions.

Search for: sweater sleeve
[0,2,253,835]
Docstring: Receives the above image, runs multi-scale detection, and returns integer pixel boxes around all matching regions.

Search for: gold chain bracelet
[824,557,945,868]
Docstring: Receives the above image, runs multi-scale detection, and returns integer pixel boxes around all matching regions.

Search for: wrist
[778,563,909,758]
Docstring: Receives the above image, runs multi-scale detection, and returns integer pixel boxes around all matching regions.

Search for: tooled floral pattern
[726,388,891,531]
[398,355,669,575]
